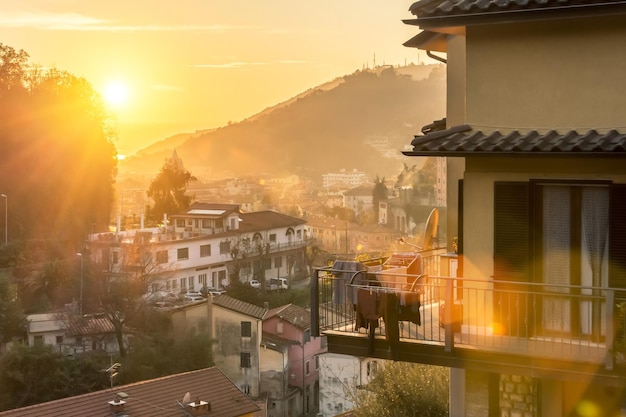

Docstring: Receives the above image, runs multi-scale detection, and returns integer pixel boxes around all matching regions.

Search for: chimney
[108,399,126,414]
[186,399,211,416]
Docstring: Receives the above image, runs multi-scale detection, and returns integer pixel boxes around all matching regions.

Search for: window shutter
[494,182,530,282]
[609,184,626,293]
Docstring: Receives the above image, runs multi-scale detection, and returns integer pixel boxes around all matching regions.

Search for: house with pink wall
[263,304,326,416]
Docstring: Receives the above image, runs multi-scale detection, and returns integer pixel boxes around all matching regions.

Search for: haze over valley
[118,63,446,189]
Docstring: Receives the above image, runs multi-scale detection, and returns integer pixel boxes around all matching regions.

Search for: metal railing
[311,254,626,370]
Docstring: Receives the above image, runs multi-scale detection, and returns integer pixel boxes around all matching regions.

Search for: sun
[103,80,130,109]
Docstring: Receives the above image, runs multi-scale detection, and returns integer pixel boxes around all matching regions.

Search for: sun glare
[103,80,130,109]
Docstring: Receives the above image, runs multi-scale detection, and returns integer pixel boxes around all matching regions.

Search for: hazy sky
[0,1,430,152]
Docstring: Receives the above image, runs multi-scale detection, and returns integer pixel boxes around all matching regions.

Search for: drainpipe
[427,50,447,64]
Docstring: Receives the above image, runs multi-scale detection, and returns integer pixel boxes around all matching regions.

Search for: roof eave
[409,2,626,31]
[402,151,626,158]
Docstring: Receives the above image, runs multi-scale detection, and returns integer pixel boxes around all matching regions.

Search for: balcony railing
[311,252,626,371]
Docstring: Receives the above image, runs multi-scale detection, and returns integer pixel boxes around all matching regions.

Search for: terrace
[310,250,626,385]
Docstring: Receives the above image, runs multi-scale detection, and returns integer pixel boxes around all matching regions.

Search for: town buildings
[317,353,382,417]
[87,202,310,296]
[167,295,325,417]
[312,1,626,416]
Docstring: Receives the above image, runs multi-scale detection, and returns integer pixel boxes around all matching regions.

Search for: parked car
[249,279,261,289]
[183,292,205,302]
[269,278,288,290]
[200,287,226,297]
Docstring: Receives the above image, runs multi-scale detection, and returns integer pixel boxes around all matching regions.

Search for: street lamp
[76,253,83,316]
[0,194,6,245]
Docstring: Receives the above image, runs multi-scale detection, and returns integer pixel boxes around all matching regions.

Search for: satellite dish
[422,208,439,250]
[182,392,191,404]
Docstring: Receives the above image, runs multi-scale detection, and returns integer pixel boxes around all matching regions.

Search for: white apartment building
[318,353,384,417]
[87,202,309,295]
[321,169,368,189]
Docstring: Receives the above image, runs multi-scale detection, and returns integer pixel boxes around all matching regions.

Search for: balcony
[310,251,626,384]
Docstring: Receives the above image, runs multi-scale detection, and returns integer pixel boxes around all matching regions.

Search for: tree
[145,150,196,225]
[372,176,388,223]
[351,362,449,417]
[87,237,168,358]
[0,273,26,345]
[0,43,117,245]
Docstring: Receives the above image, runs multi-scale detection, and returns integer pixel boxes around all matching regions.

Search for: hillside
[119,64,446,185]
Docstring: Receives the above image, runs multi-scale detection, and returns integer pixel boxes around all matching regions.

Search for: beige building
[313,2,626,417]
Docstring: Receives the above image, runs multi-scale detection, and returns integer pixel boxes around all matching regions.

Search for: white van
[269,278,288,290]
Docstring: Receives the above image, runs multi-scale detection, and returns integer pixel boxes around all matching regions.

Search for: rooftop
[0,367,260,417]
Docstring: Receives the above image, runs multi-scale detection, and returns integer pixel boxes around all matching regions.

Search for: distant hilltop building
[322,169,368,188]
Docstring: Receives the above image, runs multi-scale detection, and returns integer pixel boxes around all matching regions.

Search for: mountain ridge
[119,64,446,185]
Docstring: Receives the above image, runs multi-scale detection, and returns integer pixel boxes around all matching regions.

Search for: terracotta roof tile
[403,125,626,157]
[212,295,268,320]
[409,0,626,19]
[0,367,260,417]
[265,304,311,330]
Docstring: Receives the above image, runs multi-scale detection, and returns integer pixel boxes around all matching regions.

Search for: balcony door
[537,184,609,340]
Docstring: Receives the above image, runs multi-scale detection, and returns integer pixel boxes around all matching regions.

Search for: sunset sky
[0,1,431,153]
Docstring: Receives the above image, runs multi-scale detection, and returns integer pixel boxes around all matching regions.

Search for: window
[112,251,119,264]
[220,241,231,254]
[202,219,212,228]
[177,247,189,260]
[274,256,282,268]
[240,352,251,368]
[56,335,63,345]
[176,219,185,227]
[305,360,310,375]
[297,230,302,239]
[188,276,194,288]
[200,244,211,257]
[315,355,319,370]
[218,270,226,282]
[493,181,625,339]
[303,329,311,343]
[34,335,43,345]
[199,273,207,287]
[269,233,276,243]
[180,278,187,290]
[156,250,168,264]
[241,321,252,337]
[367,360,378,376]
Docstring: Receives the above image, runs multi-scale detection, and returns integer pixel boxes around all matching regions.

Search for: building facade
[87,202,310,295]
[312,2,626,416]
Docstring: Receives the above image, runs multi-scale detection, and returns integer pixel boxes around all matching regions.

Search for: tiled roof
[238,210,306,231]
[266,304,311,330]
[212,294,268,320]
[0,367,260,417]
[408,0,626,20]
[402,125,626,157]
[67,317,116,336]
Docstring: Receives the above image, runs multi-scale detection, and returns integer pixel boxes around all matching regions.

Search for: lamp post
[0,193,6,245]
[76,253,83,316]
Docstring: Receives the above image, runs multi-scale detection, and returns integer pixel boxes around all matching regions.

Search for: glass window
[177,247,189,260]
[240,352,251,368]
[156,250,168,264]
[220,241,231,254]
[200,244,211,257]
[241,321,252,337]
